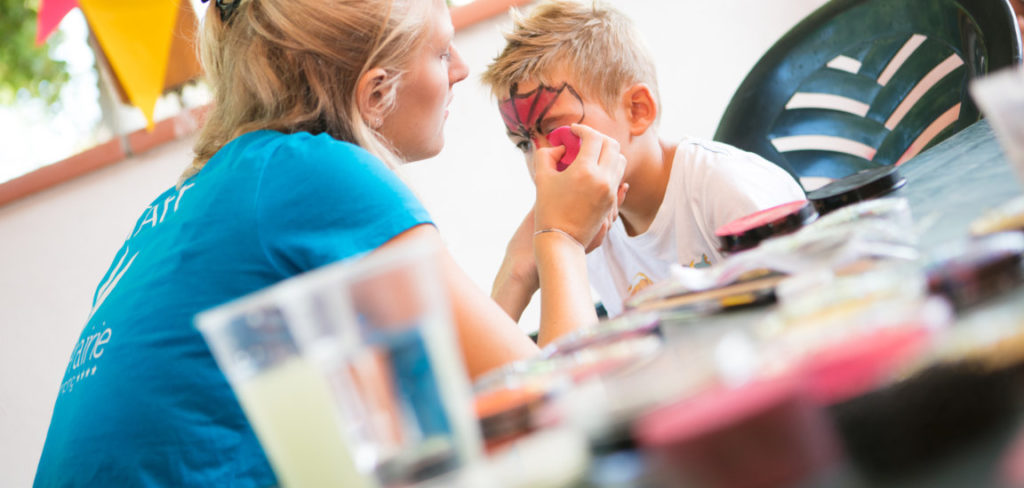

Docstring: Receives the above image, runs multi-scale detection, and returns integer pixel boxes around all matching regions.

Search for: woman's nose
[449,45,469,85]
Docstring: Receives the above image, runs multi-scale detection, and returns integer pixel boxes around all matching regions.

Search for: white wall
[0,1,826,485]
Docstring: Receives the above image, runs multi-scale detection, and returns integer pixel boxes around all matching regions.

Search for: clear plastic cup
[198,237,482,487]
[970,65,1024,187]
[282,238,482,486]
[196,284,372,488]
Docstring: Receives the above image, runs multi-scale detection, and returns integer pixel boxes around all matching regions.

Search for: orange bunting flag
[78,0,181,130]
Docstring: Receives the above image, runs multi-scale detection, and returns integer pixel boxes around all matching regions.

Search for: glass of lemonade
[196,284,372,488]
[198,236,482,487]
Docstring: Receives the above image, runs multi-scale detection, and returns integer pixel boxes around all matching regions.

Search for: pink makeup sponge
[548,126,581,172]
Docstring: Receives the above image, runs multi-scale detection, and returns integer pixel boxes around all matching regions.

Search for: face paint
[499,82,585,143]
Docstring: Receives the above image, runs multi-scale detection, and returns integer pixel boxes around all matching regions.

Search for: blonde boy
[484,0,805,317]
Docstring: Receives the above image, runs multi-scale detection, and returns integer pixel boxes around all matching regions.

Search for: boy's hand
[533,124,627,250]
[492,209,540,321]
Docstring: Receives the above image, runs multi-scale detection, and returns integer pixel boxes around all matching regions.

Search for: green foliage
[0,0,70,106]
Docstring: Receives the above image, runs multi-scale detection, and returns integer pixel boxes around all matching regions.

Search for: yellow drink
[237,357,373,488]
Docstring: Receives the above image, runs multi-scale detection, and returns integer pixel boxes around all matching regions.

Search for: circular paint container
[475,386,547,452]
[634,378,840,488]
[926,232,1024,311]
[716,200,818,254]
[542,312,661,358]
[830,358,1021,480]
[807,165,907,215]
[797,323,932,406]
[630,271,787,315]
[970,195,1024,236]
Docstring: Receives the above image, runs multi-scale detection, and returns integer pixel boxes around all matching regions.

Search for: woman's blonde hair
[481,0,659,117]
[180,0,430,186]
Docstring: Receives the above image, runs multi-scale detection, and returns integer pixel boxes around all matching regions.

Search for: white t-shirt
[586,136,806,316]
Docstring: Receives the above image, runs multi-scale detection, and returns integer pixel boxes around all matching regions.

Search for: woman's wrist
[533,227,586,250]
[533,230,588,281]
[532,229,595,346]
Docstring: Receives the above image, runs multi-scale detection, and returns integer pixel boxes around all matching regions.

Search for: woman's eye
[515,140,532,153]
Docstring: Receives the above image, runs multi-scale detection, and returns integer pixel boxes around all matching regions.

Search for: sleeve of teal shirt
[255,132,433,274]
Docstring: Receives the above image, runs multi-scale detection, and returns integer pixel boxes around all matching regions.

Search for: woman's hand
[533,124,627,249]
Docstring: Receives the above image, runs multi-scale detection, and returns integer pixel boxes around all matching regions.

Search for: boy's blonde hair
[482,0,660,117]
[180,0,430,185]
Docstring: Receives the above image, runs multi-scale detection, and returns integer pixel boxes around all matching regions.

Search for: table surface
[895,119,1023,251]
[654,119,1024,488]
[842,120,1024,487]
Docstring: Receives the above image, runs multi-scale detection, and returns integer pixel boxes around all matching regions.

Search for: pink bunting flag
[36,0,80,45]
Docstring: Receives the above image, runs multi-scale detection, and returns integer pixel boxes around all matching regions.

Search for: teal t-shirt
[33,131,432,487]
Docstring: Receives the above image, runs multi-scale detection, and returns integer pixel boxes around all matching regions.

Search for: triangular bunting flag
[79,0,180,129]
[36,0,80,45]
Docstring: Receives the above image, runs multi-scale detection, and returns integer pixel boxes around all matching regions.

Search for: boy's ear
[622,83,658,136]
[356,68,391,127]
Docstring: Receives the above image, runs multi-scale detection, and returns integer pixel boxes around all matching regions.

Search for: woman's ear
[356,68,390,128]
[622,83,658,137]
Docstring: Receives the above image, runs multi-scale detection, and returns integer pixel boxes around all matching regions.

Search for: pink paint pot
[634,378,840,488]
[716,200,818,254]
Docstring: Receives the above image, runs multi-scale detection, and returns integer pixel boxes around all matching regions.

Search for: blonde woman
[33,0,625,485]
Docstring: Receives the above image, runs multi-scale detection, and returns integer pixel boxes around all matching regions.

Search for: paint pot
[716,200,818,254]
[475,386,547,453]
[971,195,1024,236]
[542,312,661,358]
[830,358,1021,482]
[807,165,907,215]
[635,378,840,488]
[926,232,1024,310]
[797,323,933,406]
[629,271,786,315]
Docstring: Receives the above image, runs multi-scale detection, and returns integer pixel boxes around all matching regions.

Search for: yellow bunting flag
[79,0,180,130]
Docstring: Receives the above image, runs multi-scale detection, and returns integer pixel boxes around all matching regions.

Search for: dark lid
[807,165,907,214]
[716,200,818,253]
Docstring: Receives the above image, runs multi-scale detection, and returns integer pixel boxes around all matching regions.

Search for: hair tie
[201,0,240,22]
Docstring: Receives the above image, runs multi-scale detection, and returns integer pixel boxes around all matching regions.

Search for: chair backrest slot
[884,54,965,129]
[770,109,888,147]
[797,69,881,102]
[827,55,863,74]
[859,36,914,80]
[786,93,871,117]
[771,134,878,161]
[895,103,962,165]
[877,34,928,86]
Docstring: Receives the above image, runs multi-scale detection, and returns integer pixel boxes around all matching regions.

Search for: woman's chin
[400,146,444,164]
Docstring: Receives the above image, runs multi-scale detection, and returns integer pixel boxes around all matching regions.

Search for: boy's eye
[515,140,532,153]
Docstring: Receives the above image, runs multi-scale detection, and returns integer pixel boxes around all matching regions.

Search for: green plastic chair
[714,0,1023,185]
